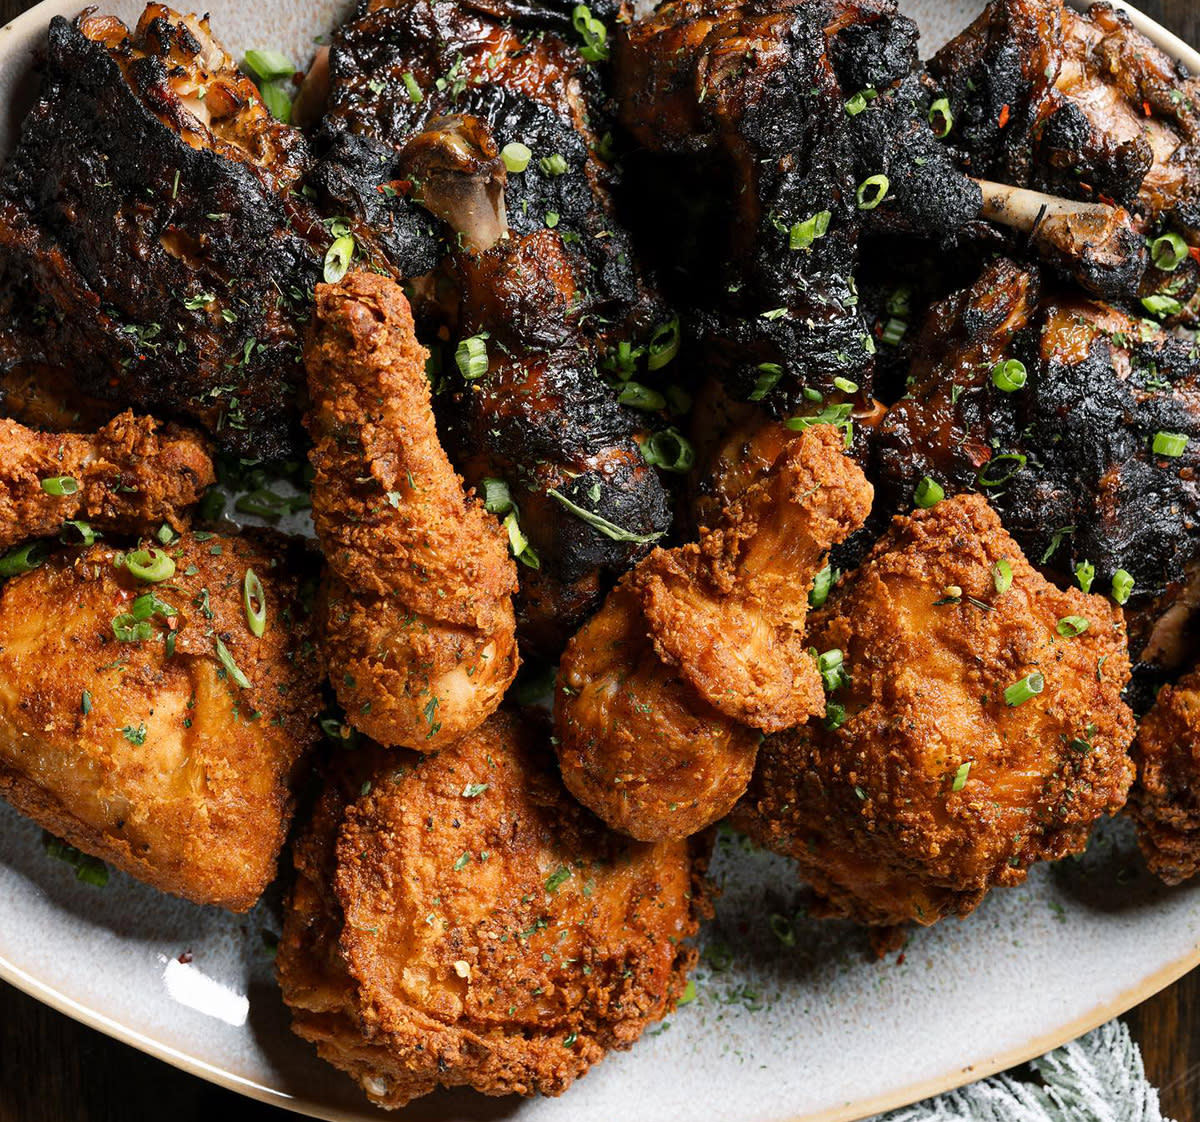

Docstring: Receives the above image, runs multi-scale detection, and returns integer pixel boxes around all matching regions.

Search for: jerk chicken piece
[1130,665,1200,885]
[0,532,321,910]
[615,0,982,413]
[277,710,707,1109]
[0,6,426,457]
[555,425,872,841]
[0,412,213,549]
[734,494,1136,927]
[306,273,519,751]
[310,0,674,649]
[875,257,1200,666]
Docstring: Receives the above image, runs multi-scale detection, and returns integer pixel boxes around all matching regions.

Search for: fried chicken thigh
[276,710,707,1109]
[0,532,321,910]
[1130,667,1200,884]
[735,494,1135,927]
[306,272,518,751]
[555,425,872,840]
[0,412,213,550]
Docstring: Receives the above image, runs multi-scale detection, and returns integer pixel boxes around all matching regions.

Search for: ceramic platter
[1,1,1199,1119]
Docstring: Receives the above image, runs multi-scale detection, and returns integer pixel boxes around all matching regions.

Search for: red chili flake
[896,952,906,966]
[1190,246,1200,265]
[1143,100,1153,117]
[178,950,194,964]
[998,103,1011,128]
[1098,193,1116,208]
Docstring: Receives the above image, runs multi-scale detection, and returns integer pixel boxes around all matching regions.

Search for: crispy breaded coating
[0,411,213,549]
[0,533,320,911]
[734,494,1136,927]
[1130,667,1200,884]
[305,272,519,751]
[276,711,707,1110]
[555,425,872,840]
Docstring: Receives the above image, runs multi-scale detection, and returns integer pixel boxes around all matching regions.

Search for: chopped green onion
[833,376,858,394]
[748,363,783,402]
[992,558,1013,594]
[112,614,152,643]
[243,49,295,81]
[258,82,292,124]
[323,234,355,285]
[40,475,79,496]
[856,174,889,210]
[548,488,665,544]
[1004,671,1044,707]
[1075,560,1095,594]
[243,569,267,637]
[880,317,907,346]
[402,71,423,103]
[640,428,695,473]
[809,564,838,608]
[572,4,610,62]
[124,547,175,583]
[646,317,681,370]
[455,334,490,380]
[1111,569,1134,605]
[914,476,944,508]
[61,520,97,546]
[45,836,108,887]
[928,97,954,138]
[538,153,568,176]
[503,511,540,569]
[618,382,666,411]
[976,452,1027,488]
[824,700,847,730]
[677,980,697,1006]
[886,287,912,316]
[1150,231,1188,272]
[1152,430,1189,457]
[844,88,877,116]
[789,210,831,251]
[544,865,571,893]
[544,211,560,228]
[769,912,796,947]
[990,358,1027,392]
[1056,615,1089,638]
[156,523,177,546]
[1142,292,1183,318]
[951,760,972,792]
[502,142,532,173]
[214,636,252,688]
[817,648,848,692]
[481,478,513,515]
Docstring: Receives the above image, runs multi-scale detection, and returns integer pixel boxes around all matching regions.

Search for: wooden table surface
[2,0,1200,1119]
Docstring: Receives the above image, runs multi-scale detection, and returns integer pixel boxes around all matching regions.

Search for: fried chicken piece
[0,411,214,550]
[306,272,518,751]
[0,364,115,432]
[0,532,321,910]
[276,710,707,1109]
[556,425,873,840]
[1130,667,1200,884]
[734,494,1136,927]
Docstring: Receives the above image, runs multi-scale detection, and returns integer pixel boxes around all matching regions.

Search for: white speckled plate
[1,2,1199,1120]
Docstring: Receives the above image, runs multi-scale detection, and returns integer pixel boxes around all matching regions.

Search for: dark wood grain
[0,0,1199,1119]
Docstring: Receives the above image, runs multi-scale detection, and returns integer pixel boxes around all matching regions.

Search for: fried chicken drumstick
[306,272,519,751]
[277,710,707,1108]
[0,412,213,550]
[556,425,872,840]
[0,532,321,910]
[735,494,1135,927]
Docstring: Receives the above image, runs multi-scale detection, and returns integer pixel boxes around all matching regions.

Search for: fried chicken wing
[0,411,213,550]
[306,272,519,751]
[276,710,707,1109]
[1130,666,1200,884]
[734,494,1136,927]
[555,425,872,840]
[0,532,321,911]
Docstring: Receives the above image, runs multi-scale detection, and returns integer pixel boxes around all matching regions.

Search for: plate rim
[0,0,1198,1119]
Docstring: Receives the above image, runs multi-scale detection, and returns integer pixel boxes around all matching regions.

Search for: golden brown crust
[0,411,214,549]
[555,425,871,840]
[305,272,519,750]
[734,493,1136,927]
[0,533,321,911]
[277,711,708,1109]
[1130,667,1200,884]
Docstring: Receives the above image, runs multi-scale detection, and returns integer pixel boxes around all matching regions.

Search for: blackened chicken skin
[555,425,872,841]
[0,412,213,550]
[735,494,1136,927]
[306,273,518,751]
[875,257,1200,663]
[316,0,674,648]
[0,6,339,456]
